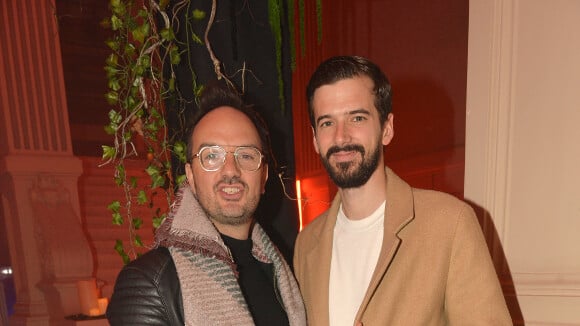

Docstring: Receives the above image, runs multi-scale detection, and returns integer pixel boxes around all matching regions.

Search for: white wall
[465,0,580,324]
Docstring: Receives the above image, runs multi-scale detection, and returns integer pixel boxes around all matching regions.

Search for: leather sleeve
[107,247,183,325]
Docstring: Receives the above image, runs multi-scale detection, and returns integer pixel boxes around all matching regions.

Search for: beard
[321,142,381,189]
[193,176,258,226]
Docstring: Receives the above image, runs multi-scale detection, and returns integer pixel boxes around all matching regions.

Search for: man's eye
[352,115,366,122]
[319,121,333,128]
[237,149,258,161]
[205,153,219,161]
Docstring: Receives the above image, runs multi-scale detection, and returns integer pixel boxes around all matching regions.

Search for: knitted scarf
[155,186,307,326]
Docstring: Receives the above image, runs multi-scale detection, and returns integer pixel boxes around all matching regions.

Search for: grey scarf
[155,186,307,326]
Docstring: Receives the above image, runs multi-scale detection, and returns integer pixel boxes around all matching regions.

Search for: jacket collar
[304,166,415,324]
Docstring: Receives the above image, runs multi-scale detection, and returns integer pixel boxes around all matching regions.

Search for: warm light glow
[296,180,303,231]
[1,267,12,275]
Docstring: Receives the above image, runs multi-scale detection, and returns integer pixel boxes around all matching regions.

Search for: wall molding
[513,272,580,297]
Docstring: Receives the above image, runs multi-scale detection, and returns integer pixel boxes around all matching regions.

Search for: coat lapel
[355,167,415,320]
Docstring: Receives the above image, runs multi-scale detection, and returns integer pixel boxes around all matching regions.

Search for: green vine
[101,0,320,264]
[101,0,197,263]
[268,0,284,112]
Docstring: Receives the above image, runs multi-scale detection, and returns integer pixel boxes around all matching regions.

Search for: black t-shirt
[221,234,290,326]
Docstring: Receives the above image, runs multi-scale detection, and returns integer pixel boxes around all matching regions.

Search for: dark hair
[306,55,392,128]
[186,83,272,165]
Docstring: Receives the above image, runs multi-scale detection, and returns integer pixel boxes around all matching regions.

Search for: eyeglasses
[192,145,264,172]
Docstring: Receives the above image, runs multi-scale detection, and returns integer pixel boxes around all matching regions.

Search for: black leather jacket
[107,247,184,325]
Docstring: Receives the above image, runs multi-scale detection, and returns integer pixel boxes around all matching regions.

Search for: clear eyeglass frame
[192,145,264,172]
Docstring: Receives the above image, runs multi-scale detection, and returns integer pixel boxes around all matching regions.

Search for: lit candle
[98,297,109,315]
[77,279,99,316]
[89,308,101,316]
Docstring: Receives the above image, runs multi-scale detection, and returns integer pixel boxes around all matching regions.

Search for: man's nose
[334,121,351,144]
[221,152,241,175]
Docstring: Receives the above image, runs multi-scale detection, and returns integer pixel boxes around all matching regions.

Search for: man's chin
[212,214,251,226]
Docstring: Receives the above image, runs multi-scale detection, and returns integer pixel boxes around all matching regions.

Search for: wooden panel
[292,0,469,178]
[56,0,111,156]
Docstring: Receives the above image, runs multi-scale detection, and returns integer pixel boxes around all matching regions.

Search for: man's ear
[185,163,197,194]
[312,126,320,154]
[261,164,269,194]
[382,113,395,146]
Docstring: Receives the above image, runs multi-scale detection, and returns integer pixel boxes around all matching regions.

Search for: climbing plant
[101,0,321,263]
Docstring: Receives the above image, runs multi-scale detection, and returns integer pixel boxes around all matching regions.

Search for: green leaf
[114,239,130,264]
[114,239,124,254]
[145,121,158,133]
[132,218,143,230]
[130,176,138,188]
[105,91,119,105]
[137,8,148,18]
[115,165,126,185]
[110,0,126,16]
[132,22,150,44]
[108,78,121,91]
[194,84,205,98]
[172,141,187,163]
[192,9,206,20]
[159,28,175,41]
[112,212,123,225]
[105,53,118,66]
[139,54,151,69]
[134,234,143,247]
[105,39,120,51]
[108,109,122,124]
[151,174,166,189]
[169,46,181,64]
[159,0,170,10]
[176,174,187,185]
[122,131,132,141]
[110,15,123,31]
[133,63,145,77]
[104,125,116,135]
[104,65,119,78]
[102,145,116,160]
[124,43,136,56]
[149,107,161,119]
[145,164,160,176]
[190,32,203,45]
[153,214,166,228]
[107,200,121,212]
[137,190,148,205]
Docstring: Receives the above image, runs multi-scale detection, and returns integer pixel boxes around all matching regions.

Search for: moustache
[326,144,365,160]
[216,176,246,188]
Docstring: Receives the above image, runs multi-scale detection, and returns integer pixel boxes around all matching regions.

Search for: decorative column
[0,1,95,325]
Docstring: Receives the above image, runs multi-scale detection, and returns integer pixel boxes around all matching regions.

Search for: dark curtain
[166,0,298,262]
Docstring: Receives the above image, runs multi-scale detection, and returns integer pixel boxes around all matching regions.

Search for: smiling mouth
[331,150,359,162]
[222,187,241,195]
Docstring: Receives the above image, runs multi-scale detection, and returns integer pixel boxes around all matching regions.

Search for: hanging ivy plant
[101,0,321,263]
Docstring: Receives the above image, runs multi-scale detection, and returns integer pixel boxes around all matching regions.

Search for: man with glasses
[107,84,306,326]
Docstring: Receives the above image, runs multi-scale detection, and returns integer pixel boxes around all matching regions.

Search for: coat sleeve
[445,205,512,325]
[106,248,182,326]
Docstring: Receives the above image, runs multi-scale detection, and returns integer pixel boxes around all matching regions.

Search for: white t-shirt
[329,201,385,326]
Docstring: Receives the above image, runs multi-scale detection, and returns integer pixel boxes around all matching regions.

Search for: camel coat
[293,167,511,325]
